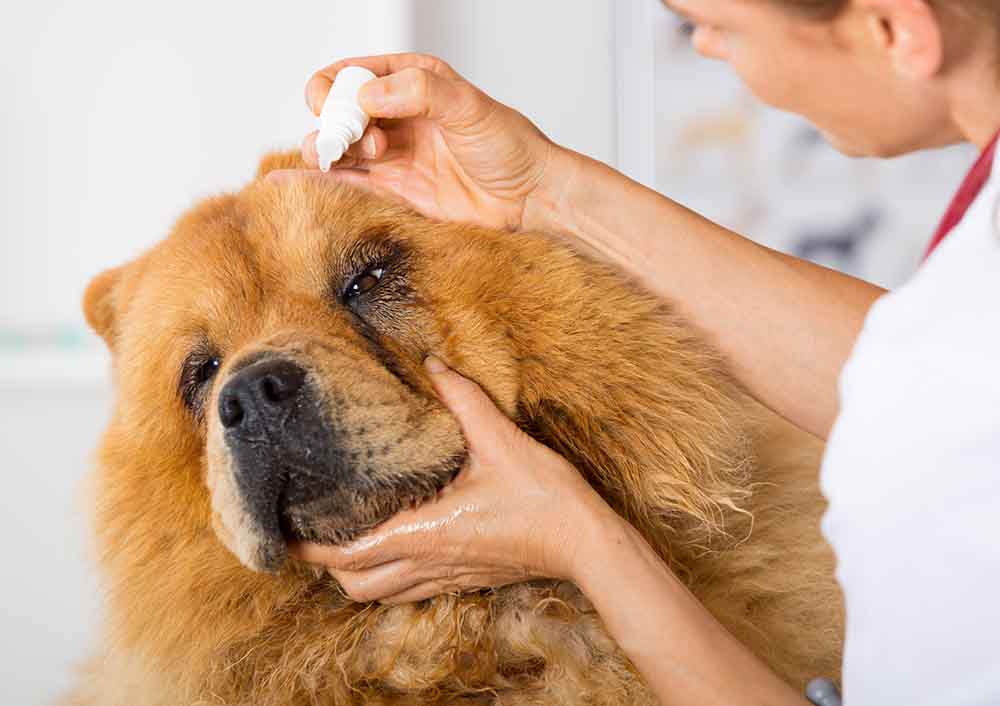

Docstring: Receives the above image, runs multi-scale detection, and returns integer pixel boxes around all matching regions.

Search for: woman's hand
[289,355,613,604]
[290,357,811,705]
[286,52,578,232]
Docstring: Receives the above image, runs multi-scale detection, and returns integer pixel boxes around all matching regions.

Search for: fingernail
[424,355,448,374]
[362,133,377,159]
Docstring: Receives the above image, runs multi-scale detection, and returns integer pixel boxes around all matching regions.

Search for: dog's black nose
[219,359,306,431]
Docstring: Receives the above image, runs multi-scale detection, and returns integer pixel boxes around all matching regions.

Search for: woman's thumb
[424,355,515,445]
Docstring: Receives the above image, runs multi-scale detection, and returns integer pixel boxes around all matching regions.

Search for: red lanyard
[924,131,1000,260]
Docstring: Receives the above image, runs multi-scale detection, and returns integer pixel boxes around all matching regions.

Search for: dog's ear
[255,149,308,179]
[83,265,126,349]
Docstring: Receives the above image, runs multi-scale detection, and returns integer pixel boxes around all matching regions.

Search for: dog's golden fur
[68,152,843,705]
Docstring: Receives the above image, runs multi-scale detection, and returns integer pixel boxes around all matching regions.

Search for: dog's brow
[339,237,404,279]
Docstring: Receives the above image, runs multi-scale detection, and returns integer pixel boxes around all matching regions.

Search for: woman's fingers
[328,561,517,604]
[351,125,388,160]
[334,124,387,163]
[328,560,422,603]
[357,67,468,123]
[288,531,403,571]
[335,565,512,605]
[309,62,481,127]
[424,356,519,453]
[378,573,522,605]
[300,125,388,169]
[289,499,454,571]
[265,167,378,192]
[306,53,458,114]
[288,541,346,566]
[377,580,456,605]
[300,130,320,166]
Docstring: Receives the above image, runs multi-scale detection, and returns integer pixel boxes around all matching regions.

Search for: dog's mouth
[275,451,467,548]
[223,450,467,574]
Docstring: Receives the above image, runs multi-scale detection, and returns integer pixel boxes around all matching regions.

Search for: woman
[281,1,1000,703]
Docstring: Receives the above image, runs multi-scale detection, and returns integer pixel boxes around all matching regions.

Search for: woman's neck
[948,44,1000,149]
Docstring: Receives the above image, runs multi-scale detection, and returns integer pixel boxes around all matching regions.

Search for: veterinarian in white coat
[284,1,1000,704]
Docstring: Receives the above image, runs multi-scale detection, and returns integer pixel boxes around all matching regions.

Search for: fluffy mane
[68,175,841,706]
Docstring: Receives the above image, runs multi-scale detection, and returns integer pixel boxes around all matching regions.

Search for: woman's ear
[862,0,944,80]
[83,265,126,349]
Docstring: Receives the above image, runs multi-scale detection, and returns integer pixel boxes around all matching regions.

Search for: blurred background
[0,1,972,702]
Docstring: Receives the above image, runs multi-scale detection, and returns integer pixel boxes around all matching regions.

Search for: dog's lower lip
[278,509,298,542]
[276,485,296,541]
[277,451,468,545]
[445,451,466,481]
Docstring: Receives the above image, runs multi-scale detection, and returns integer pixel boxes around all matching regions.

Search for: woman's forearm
[525,148,885,439]
[571,505,808,706]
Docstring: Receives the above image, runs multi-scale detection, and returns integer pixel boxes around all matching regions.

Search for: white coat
[821,150,1000,705]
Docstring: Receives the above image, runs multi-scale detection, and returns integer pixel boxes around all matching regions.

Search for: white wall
[1,2,414,703]
[0,390,110,702]
[413,0,618,167]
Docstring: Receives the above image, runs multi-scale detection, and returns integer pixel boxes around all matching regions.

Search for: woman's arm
[574,504,808,706]
[524,149,885,439]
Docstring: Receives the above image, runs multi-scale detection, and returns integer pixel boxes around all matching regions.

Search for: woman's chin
[822,125,968,159]
[819,130,879,158]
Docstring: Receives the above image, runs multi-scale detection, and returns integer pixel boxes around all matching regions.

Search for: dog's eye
[194,357,221,385]
[345,267,384,299]
[180,353,222,413]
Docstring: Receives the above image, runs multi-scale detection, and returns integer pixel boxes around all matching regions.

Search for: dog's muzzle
[216,357,339,570]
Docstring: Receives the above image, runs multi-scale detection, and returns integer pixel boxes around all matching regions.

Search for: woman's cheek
[719,37,800,114]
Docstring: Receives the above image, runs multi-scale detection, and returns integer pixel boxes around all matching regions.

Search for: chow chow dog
[68,152,843,705]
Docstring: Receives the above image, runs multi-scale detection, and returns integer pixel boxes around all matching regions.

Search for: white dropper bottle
[315,66,377,172]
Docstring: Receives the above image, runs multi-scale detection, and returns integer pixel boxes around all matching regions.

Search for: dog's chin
[278,451,468,548]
